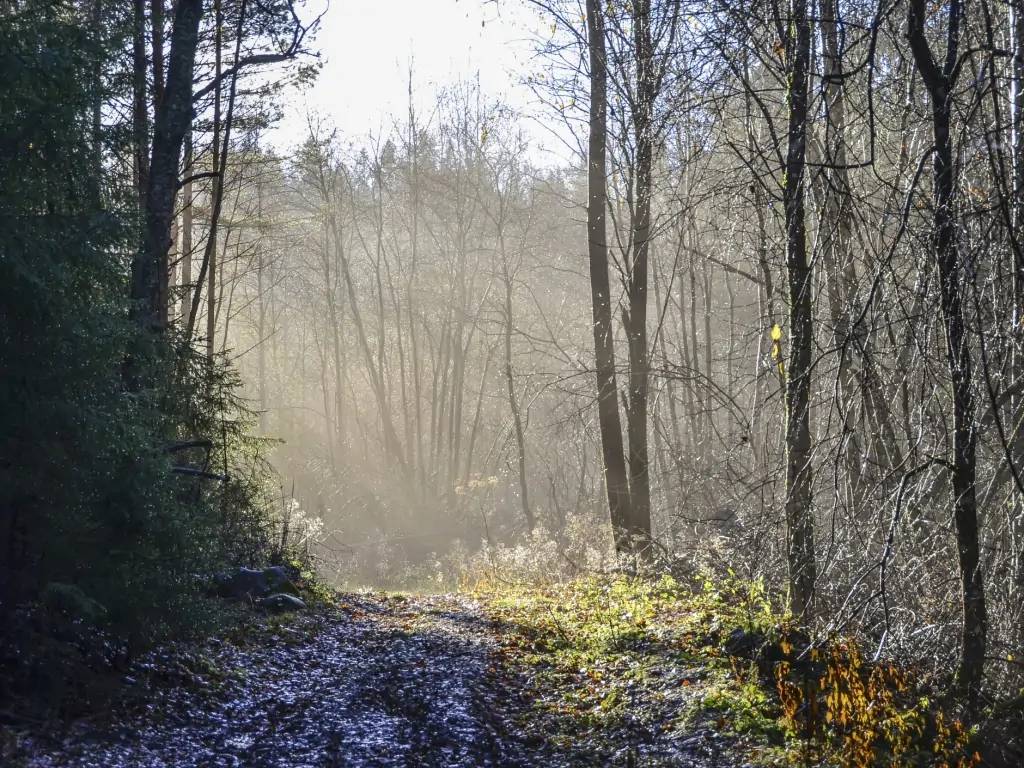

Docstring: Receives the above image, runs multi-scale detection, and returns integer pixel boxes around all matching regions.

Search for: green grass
[474,574,983,768]
[475,573,791,762]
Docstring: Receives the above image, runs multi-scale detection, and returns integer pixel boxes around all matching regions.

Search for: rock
[265,567,300,595]
[259,593,306,613]
[41,582,107,623]
[214,567,299,600]
[724,627,764,659]
[725,626,814,676]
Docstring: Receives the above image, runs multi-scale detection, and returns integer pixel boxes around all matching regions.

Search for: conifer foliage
[0,0,293,705]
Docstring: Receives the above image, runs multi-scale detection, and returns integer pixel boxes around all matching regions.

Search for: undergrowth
[475,574,980,767]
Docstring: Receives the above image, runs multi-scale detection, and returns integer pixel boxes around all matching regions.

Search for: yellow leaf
[771,324,782,341]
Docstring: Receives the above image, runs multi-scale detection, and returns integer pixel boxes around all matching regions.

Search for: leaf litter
[9,592,749,767]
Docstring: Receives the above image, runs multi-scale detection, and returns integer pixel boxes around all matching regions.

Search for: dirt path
[10,593,741,767]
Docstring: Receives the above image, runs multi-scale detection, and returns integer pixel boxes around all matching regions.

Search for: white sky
[271,0,570,161]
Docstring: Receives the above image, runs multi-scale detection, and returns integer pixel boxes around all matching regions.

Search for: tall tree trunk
[165,215,176,327]
[501,237,534,531]
[1011,0,1024,694]
[150,0,165,110]
[817,0,862,512]
[782,0,817,619]
[464,342,496,490]
[180,129,193,322]
[206,0,223,359]
[256,238,267,431]
[1013,0,1024,270]
[742,51,785,477]
[653,255,686,531]
[624,0,654,552]
[907,0,986,711]
[185,0,244,352]
[315,329,337,472]
[131,0,149,210]
[322,216,346,464]
[129,0,202,338]
[151,0,169,323]
[407,74,426,491]
[586,0,632,551]
[91,0,103,181]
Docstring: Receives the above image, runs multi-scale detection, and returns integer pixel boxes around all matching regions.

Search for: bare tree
[586,0,633,552]
[907,0,986,709]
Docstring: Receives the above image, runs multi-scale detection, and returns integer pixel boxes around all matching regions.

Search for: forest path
[13,593,741,767]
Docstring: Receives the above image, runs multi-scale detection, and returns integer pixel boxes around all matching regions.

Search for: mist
[11,0,1024,761]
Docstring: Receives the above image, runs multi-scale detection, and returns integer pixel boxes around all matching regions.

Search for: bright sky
[272,0,569,161]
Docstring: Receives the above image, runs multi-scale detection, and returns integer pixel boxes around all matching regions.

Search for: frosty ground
[9,592,746,768]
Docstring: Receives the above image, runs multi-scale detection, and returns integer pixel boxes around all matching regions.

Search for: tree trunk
[256,239,267,431]
[782,0,817,620]
[624,0,654,552]
[1013,0,1024,266]
[180,130,193,322]
[151,0,169,323]
[1012,0,1024,694]
[406,77,426,490]
[501,237,534,531]
[129,0,202,337]
[325,216,346,463]
[150,0,165,111]
[131,0,149,210]
[652,255,686,534]
[91,0,103,181]
[206,0,223,359]
[817,0,863,513]
[907,0,986,711]
[185,0,244,353]
[586,0,632,551]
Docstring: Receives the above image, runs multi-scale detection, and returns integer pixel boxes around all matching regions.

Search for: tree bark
[206,0,223,359]
[624,0,654,552]
[180,129,193,322]
[131,0,149,210]
[185,0,244,354]
[1011,0,1024,695]
[1013,0,1024,259]
[256,231,267,431]
[322,215,346,464]
[129,0,202,337]
[907,0,986,711]
[817,0,863,513]
[782,0,817,620]
[91,0,103,181]
[500,235,534,531]
[151,0,165,110]
[151,0,169,323]
[586,0,632,552]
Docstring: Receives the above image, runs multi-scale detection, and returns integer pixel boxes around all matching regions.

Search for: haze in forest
[6,0,1024,756]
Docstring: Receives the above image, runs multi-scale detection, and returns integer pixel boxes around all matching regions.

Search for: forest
[3,0,1024,765]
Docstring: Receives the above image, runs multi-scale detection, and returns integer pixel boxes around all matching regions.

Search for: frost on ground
[8,594,743,767]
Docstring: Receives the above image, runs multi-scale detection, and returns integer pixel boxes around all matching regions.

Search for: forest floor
[4,589,758,768]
